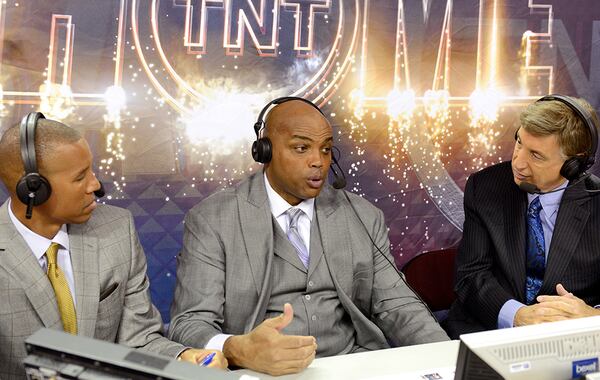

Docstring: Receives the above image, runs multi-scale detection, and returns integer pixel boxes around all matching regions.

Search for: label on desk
[362,366,455,380]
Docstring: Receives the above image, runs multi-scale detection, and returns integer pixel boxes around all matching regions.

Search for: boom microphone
[94,181,105,198]
[330,147,347,189]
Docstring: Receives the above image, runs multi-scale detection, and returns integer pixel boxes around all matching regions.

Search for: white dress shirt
[8,199,76,305]
[204,173,316,351]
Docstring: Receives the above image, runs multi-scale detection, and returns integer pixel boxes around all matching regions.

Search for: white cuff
[205,333,233,351]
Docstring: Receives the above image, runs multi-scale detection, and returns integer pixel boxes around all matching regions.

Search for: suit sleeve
[168,208,226,348]
[368,207,450,345]
[115,212,185,358]
[454,174,514,329]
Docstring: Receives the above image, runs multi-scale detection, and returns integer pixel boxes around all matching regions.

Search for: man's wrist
[223,335,245,368]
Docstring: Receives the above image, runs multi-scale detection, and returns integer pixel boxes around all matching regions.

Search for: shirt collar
[527,180,568,217]
[7,198,70,261]
[264,172,314,221]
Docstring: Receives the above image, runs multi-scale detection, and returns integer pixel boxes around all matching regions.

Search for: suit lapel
[69,223,99,336]
[504,184,527,301]
[541,181,591,293]
[238,173,275,298]
[0,201,61,328]
[314,187,352,296]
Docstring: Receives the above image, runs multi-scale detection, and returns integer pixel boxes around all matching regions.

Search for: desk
[235,340,459,380]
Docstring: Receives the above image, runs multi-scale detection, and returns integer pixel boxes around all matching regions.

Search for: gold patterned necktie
[46,243,77,334]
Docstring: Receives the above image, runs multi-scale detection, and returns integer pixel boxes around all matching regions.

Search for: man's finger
[278,334,317,349]
[556,283,575,298]
[263,303,295,331]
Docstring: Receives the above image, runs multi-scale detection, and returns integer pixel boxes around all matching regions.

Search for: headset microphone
[94,181,106,198]
[519,182,543,194]
[330,147,347,189]
[519,173,600,195]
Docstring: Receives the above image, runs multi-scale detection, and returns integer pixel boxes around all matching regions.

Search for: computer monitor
[23,328,244,380]
[455,315,600,380]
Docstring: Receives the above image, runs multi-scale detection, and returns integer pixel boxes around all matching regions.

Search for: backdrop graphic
[0,0,599,321]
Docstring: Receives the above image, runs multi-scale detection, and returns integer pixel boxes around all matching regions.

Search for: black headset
[516,94,599,181]
[16,112,52,219]
[252,96,347,189]
[15,112,105,219]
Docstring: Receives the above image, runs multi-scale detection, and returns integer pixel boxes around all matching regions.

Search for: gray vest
[265,217,357,357]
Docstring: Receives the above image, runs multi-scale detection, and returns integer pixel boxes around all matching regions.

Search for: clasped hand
[515,284,600,326]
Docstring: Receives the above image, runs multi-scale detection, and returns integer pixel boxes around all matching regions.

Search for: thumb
[263,303,294,331]
[556,283,574,298]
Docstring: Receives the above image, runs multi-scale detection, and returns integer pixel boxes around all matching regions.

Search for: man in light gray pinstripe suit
[446,95,600,339]
[169,99,449,377]
[0,117,226,378]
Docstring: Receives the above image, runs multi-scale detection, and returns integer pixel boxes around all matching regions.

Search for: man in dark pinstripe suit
[445,96,600,339]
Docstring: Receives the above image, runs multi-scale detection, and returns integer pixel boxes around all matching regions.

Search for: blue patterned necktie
[525,197,545,304]
[286,208,309,268]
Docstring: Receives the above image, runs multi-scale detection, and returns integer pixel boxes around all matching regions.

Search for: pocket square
[99,282,119,301]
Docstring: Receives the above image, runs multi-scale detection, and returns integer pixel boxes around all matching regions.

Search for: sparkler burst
[39,82,75,120]
[386,89,416,121]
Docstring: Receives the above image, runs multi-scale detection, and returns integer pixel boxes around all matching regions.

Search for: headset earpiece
[15,112,52,219]
[251,138,272,163]
[560,157,588,181]
[16,173,51,206]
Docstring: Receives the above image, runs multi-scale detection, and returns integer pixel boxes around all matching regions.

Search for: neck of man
[10,197,62,239]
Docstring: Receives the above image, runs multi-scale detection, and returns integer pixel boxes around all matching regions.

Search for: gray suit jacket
[0,201,184,378]
[169,172,448,352]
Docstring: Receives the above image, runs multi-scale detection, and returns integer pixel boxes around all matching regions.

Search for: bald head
[0,118,82,193]
[264,99,330,137]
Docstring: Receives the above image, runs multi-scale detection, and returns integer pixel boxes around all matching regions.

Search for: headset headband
[254,96,324,137]
[20,112,45,175]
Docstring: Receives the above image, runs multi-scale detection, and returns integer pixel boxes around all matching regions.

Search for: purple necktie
[286,208,309,268]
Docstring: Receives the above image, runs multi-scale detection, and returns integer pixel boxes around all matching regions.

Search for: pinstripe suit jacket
[446,161,600,338]
[0,201,184,379]
[168,172,448,353]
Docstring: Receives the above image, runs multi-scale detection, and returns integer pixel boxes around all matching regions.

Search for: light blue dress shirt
[497,180,568,329]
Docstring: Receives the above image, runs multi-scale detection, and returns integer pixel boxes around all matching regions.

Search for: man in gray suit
[0,115,226,378]
[169,98,449,376]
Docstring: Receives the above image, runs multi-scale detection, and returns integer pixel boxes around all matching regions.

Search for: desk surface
[235,340,459,380]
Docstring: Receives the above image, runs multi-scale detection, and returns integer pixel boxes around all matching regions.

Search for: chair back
[402,248,457,312]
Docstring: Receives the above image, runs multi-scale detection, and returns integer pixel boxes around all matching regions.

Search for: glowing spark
[180,88,267,156]
[387,89,415,121]
[39,82,75,120]
[469,88,503,124]
[423,90,449,120]
[350,88,366,119]
[0,84,5,117]
[104,85,127,124]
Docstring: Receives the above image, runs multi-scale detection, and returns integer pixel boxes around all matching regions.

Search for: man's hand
[535,284,600,319]
[515,284,600,326]
[223,303,317,376]
[514,303,570,326]
[178,349,228,369]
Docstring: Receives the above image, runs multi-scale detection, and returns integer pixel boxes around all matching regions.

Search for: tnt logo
[572,358,599,378]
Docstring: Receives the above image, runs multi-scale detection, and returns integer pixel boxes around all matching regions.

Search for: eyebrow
[291,135,333,143]
[529,149,546,159]
[74,166,89,178]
